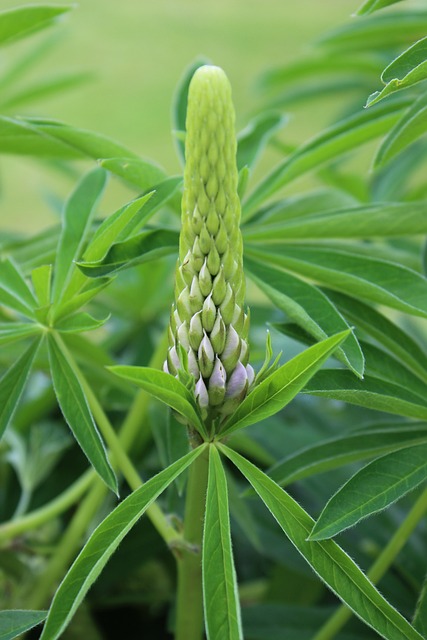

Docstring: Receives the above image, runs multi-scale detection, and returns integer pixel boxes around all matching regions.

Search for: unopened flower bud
[202,293,216,332]
[210,311,226,354]
[187,348,199,377]
[206,206,220,235]
[177,288,191,319]
[212,266,227,305]
[225,361,248,399]
[221,325,241,373]
[163,360,169,374]
[219,284,235,324]
[177,322,190,350]
[239,339,249,365]
[189,311,203,350]
[232,305,245,333]
[199,224,212,254]
[246,364,255,387]
[207,244,221,276]
[195,374,209,409]
[181,251,195,284]
[199,259,212,297]
[198,331,215,378]
[189,275,204,313]
[209,356,227,406]
[192,237,204,271]
[191,207,203,234]
[167,345,180,376]
[215,220,228,254]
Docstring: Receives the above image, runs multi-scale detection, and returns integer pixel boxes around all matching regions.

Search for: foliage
[0,3,426,640]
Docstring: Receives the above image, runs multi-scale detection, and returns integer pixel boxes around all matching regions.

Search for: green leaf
[320,11,427,50]
[243,98,409,218]
[109,366,206,436]
[324,289,427,383]
[245,258,364,377]
[221,445,424,640]
[31,265,52,308]
[0,257,37,316]
[0,323,40,346]
[356,0,405,16]
[0,610,47,640]
[77,228,179,277]
[203,447,242,640]
[172,58,209,164]
[244,201,427,240]
[0,72,92,111]
[310,443,427,540]
[237,112,288,171]
[39,446,205,640]
[0,5,71,47]
[269,423,427,487]
[219,331,350,438]
[0,336,42,442]
[304,369,427,420]
[53,278,112,321]
[55,312,110,333]
[245,245,427,318]
[52,168,107,305]
[375,90,427,167]
[367,36,427,106]
[100,157,166,192]
[47,333,117,494]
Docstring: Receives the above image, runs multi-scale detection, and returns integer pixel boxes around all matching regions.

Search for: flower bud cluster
[165,65,254,421]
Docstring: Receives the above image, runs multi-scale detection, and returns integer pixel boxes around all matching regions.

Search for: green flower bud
[202,293,216,332]
[165,64,252,426]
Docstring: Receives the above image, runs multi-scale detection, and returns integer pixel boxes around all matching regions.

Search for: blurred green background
[0,0,355,231]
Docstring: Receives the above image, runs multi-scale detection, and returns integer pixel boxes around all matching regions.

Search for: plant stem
[312,485,427,640]
[0,470,93,543]
[175,445,210,640]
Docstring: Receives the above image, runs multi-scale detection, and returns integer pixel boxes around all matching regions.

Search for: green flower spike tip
[165,65,254,428]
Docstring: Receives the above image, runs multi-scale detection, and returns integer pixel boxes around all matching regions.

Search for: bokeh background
[1,0,356,231]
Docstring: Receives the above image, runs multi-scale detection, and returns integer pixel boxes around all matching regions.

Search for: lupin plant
[1,3,427,640]
[165,66,254,431]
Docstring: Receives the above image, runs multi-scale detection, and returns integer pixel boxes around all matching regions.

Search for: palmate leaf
[324,289,427,383]
[47,333,117,494]
[246,245,427,318]
[53,278,111,323]
[39,446,206,640]
[242,97,409,218]
[245,258,364,377]
[203,447,242,640]
[0,610,47,640]
[367,36,427,107]
[243,201,427,240]
[269,422,427,487]
[77,228,179,277]
[375,90,427,167]
[0,335,42,442]
[218,331,350,438]
[0,5,71,47]
[0,323,40,346]
[310,443,427,540]
[99,158,167,192]
[220,445,424,640]
[52,168,107,307]
[109,366,206,437]
[0,257,37,317]
[304,369,427,420]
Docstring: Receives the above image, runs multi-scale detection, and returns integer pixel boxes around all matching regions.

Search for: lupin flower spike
[165,64,253,430]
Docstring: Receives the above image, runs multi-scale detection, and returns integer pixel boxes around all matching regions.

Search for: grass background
[1,0,356,231]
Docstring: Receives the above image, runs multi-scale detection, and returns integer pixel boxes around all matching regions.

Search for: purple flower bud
[239,339,249,365]
[195,374,209,409]
[246,364,255,387]
[163,360,169,374]
[198,331,215,378]
[208,356,227,406]
[167,345,180,376]
[225,361,248,399]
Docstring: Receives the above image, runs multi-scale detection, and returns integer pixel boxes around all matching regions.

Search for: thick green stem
[312,485,427,640]
[175,446,210,640]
